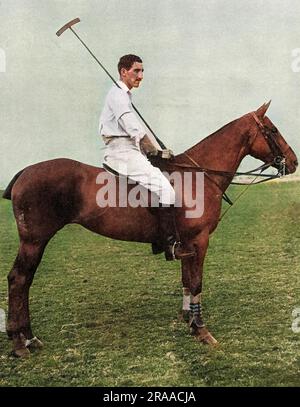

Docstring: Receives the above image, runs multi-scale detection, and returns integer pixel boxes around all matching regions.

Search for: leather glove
[157,149,175,160]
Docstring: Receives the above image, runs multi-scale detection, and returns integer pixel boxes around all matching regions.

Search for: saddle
[102,160,169,255]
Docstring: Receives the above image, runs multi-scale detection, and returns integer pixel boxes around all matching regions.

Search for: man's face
[121,62,144,89]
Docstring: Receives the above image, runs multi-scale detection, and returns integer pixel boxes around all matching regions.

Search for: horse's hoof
[26,337,44,350]
[11,347,31,358]
[195,327,218,346]
[178,310,190,323]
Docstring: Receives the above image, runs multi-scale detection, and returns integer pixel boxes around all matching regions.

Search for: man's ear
[120,67,127,78]
[256,100,271,118]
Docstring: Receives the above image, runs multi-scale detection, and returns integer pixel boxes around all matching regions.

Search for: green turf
[0,182,299,386]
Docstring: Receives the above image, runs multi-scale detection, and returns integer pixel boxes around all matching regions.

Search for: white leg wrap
[182,287,191,311]
[191,293,201,304]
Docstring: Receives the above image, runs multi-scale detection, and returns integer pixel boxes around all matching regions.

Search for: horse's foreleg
[179,260,193,322]
[185,230,218,345]
[179,235,205,325]
[7,240,47,357]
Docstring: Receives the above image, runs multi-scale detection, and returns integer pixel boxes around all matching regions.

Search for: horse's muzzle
[286,158,299,175]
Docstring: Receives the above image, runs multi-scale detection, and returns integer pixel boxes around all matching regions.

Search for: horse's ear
[256,100,271,118]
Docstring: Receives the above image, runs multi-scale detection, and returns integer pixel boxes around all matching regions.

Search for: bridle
[249,111,287,178]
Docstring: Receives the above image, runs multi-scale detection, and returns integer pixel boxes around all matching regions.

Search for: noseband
[250,112,286,176]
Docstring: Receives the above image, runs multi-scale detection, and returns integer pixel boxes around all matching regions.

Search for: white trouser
[103,137,175,205]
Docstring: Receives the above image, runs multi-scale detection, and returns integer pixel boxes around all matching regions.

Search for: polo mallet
[56,18,166,149]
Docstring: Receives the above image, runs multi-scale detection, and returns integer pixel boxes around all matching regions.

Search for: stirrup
[165,241,196,261]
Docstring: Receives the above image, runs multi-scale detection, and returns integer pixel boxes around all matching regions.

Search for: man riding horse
[99,54,194,261]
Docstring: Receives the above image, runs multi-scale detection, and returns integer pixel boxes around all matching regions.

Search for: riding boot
[157,204,195,261]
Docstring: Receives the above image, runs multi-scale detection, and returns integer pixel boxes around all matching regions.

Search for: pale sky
[0,0,300,187]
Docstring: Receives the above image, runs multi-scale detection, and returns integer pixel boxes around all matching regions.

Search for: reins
[219,171,262,220]
[169,111,287,219]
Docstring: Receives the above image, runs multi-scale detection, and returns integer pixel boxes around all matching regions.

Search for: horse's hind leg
[7,240,48,357]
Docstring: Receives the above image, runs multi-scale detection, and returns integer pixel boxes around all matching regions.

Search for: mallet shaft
[56,18,166,149]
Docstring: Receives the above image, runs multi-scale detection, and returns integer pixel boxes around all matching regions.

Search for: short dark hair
[118,54,142,74]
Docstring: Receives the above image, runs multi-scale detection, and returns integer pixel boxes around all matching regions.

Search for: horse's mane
[184,117,239,154]
[150,116,242,171]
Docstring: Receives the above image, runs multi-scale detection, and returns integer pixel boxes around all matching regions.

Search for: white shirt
[99,80,146,144]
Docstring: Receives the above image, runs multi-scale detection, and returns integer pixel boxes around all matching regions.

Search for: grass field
[0,181,299,387]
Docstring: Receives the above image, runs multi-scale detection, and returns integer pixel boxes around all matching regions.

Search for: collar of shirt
[116,80,132,99]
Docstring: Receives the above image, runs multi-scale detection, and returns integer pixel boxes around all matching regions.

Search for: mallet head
[56,18,81,37]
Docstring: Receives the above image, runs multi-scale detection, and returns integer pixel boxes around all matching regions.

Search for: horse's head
[248,102,298,175]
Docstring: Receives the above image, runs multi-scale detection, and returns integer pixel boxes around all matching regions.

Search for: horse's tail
[2,169,25,200]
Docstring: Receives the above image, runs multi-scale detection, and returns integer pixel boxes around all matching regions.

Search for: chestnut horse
[2,102,298,357]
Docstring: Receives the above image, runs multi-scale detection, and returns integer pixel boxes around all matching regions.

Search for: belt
[102,135,130,144]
